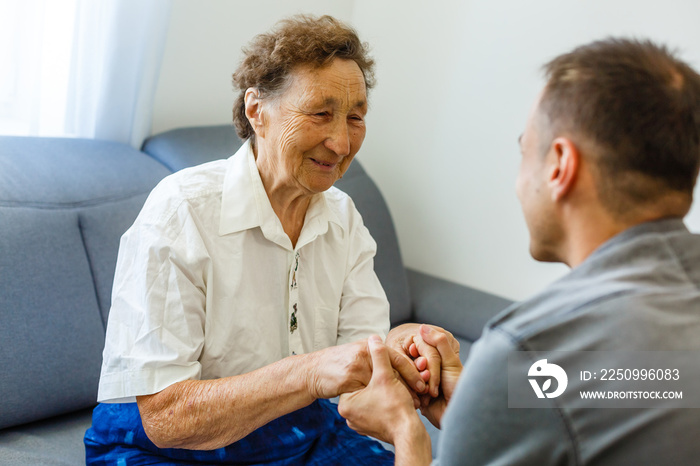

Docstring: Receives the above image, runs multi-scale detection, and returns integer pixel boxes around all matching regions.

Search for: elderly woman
[84,15,446,465]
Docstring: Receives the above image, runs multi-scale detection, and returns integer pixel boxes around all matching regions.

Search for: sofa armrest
[407,268,514,342]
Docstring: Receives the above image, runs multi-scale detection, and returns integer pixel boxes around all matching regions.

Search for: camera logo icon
[528,359,568,399]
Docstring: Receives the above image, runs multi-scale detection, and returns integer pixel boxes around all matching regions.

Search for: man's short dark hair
[540,38,700,214]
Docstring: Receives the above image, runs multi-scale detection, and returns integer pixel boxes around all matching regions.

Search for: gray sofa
[0,125,512,464]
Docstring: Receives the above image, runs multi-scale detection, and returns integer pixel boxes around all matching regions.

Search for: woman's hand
[305,338,425,406]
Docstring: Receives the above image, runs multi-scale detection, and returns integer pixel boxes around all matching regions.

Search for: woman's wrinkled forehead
[280,60,368,111]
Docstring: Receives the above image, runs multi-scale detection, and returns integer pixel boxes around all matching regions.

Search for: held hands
[337,335,419,444]
[386,323,461,399]
[412,325,464,428]
[387,324,463,428]
[305,337,428,404]
[339,325,464,445]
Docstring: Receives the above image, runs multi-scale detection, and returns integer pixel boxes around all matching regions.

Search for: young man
[338,38,700,465]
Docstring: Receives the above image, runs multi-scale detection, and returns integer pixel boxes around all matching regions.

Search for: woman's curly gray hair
[232,15,375,141]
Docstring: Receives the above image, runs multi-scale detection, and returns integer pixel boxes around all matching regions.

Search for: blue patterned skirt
[84,400,393,465]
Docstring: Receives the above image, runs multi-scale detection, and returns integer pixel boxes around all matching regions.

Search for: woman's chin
[302,173,341,193]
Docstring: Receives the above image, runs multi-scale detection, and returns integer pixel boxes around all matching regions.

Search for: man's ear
[244,88,265,139]
[547,137,580,201]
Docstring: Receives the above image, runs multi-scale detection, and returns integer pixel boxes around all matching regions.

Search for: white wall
[151,0,700,301]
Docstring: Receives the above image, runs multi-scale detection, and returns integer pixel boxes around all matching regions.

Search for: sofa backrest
[0,136,171,430]
[142,125,412,325]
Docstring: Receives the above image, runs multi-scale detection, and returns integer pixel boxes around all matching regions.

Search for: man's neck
[561,202,689,268]
[562,217,629,268]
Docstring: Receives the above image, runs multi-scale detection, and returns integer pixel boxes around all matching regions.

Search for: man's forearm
[393,413,433,466]
[137,353,316,450]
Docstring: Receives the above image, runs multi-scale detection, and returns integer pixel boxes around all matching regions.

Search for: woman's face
[254,58,368,195]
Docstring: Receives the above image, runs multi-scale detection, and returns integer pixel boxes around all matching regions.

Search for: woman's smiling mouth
[309,157,338,171]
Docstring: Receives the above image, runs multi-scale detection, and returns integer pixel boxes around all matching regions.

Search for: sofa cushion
[143,126,412,324]
[0,136,171,429]
[79,197,159,323]
[0,209,104,430]
[0,408,93,465]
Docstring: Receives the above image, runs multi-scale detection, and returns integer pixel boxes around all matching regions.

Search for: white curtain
[0,0,171,148]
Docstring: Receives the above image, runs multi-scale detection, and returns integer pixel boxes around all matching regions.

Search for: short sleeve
[97,196,210,403]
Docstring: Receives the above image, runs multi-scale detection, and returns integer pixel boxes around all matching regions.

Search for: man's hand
[413,325,463,428]
[337,337,422,439]
[387,323,460,398]
[338,336,433,465]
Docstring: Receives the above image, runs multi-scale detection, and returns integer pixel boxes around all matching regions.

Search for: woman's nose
[325,120,351,157]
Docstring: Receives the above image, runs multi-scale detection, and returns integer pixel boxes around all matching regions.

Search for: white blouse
[98,140,389,403]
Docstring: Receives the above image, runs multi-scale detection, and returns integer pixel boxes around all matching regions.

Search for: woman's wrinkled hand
[305,338,425,406]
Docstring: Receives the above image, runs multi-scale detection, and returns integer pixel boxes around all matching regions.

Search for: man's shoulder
[489,250,700,351]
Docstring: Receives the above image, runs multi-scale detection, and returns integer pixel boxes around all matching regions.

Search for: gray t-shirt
[435,219,700,465]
